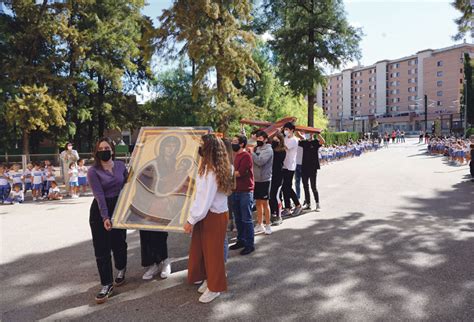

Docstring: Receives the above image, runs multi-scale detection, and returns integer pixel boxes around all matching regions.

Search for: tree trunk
[22,131,30,157]
[97,77,105,138]
[307,26,315,127]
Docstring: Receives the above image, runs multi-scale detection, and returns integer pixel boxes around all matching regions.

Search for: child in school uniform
[5,184,24,204]
[77,158,88,195]
[42,160,51,197]
[48,181,63,200]
[44,164,56,194]
[9,164,24,191]
[31,162,44,201]
[68,162,79,198]
[23,163,33,194]
[0,164,11,204]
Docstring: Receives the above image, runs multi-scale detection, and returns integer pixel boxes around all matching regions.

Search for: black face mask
[272,141,278,148]
[256,141,264,147]
[97,150,112,162]
[198,146,204,157]
[232,144,241,152]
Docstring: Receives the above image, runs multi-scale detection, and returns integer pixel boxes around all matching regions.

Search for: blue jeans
[232,192,254,249]
[0,184,10,202]
[295,165,302,199]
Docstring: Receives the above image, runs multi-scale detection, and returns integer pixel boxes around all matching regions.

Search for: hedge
[321,132,361,146]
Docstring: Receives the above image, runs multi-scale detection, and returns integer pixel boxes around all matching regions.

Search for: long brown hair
[93,137,116,168]
[273,132,286,152]
[198,134,233,195]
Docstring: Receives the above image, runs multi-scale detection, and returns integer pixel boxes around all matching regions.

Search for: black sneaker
[95,284,113,304]
[114,269,126,286]
[240,247,255,256]
[229,241,245,250]
[302,203,311,210]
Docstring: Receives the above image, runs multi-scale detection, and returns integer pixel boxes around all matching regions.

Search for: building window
[437,71,443,77]
[437,91,443,97]
[437,61,443,67]
[460,68,463,73]
[437,101,442,106]
[437,80,443,87]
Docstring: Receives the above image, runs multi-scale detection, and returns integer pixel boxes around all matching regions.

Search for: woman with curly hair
[183,134,233,303]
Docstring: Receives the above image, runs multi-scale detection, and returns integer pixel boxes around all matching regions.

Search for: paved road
[1,139,473,321]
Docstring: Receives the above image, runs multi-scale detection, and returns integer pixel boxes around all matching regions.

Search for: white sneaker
[33,197,37,201]
[254,224,265,234]
[142,263,159,280]
[316,203,321,212]
[199,289,220,303]
[198,280,208,294]
[264,224,272,235]
[160,258,171,279]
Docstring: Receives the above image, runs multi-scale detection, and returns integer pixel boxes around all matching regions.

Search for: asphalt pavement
[1,138,473,321]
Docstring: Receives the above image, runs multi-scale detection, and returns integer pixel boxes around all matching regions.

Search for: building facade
[317,43,474,134]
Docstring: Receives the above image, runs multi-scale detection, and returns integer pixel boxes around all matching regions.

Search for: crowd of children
[319,139,381,165]
[427,137,473,166]
[0,159,89,204]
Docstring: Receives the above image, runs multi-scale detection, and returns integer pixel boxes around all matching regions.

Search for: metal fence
[0,153,132,183]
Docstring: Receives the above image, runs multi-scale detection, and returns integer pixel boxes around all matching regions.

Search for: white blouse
[188,171,228,225]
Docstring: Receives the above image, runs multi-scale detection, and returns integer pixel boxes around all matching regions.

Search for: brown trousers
[187,211,228,292]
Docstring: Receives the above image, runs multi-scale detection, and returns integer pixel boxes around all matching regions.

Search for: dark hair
[235,135,248,148]
[255,130,268,139]
[78,158,84,164]
[33,161,41,167]
[222,138,234,165]
[64,142,73,151]
[93,137,116,168]
[69,162,76,169]
[51,180,57,186]
[272,132,286,152]
[283,122,295,131]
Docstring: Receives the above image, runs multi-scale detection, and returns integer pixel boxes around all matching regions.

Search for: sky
[142,0,465,71]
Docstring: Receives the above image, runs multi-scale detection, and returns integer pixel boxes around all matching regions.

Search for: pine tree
[258,0,362,127]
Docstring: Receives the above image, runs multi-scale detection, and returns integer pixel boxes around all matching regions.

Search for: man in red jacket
[228,135,255,255]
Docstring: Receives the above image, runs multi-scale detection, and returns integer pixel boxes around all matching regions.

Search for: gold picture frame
[112,127,211,232]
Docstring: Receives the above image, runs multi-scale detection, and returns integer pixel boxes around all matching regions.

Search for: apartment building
[316,43,474,134]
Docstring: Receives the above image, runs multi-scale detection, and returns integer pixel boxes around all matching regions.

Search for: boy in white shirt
[48,181,63,200]
[23,163,33,193]
[281,122,302,216]
[9,164,24,190]
[68,162,79,198]
[5,184,24,204]
[77,158,88,195]
[31,162,44,201]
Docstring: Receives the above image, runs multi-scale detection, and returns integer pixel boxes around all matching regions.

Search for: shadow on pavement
[2,175,473,321]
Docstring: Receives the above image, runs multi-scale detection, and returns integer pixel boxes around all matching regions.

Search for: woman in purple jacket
[87,137,128,304]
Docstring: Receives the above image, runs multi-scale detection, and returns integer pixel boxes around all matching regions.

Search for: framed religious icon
[112,127,212,232]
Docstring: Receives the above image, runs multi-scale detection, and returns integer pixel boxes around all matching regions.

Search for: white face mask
[284,130,290,137]
[305,134,311,140]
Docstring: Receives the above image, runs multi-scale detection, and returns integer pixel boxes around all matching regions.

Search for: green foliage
[322,132,360,146]
[462,53,474,125]
[156,0,261,132]
[257,0,362,126]
[5,85,66,133]
[452,0,473,41]
[1,0,155,153]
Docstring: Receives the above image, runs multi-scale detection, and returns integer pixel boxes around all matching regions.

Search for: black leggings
[139,230,168,267]
[282,169,300,209]
[89,197,127,286]
[302,171,319,205]
[269,174,283,214]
